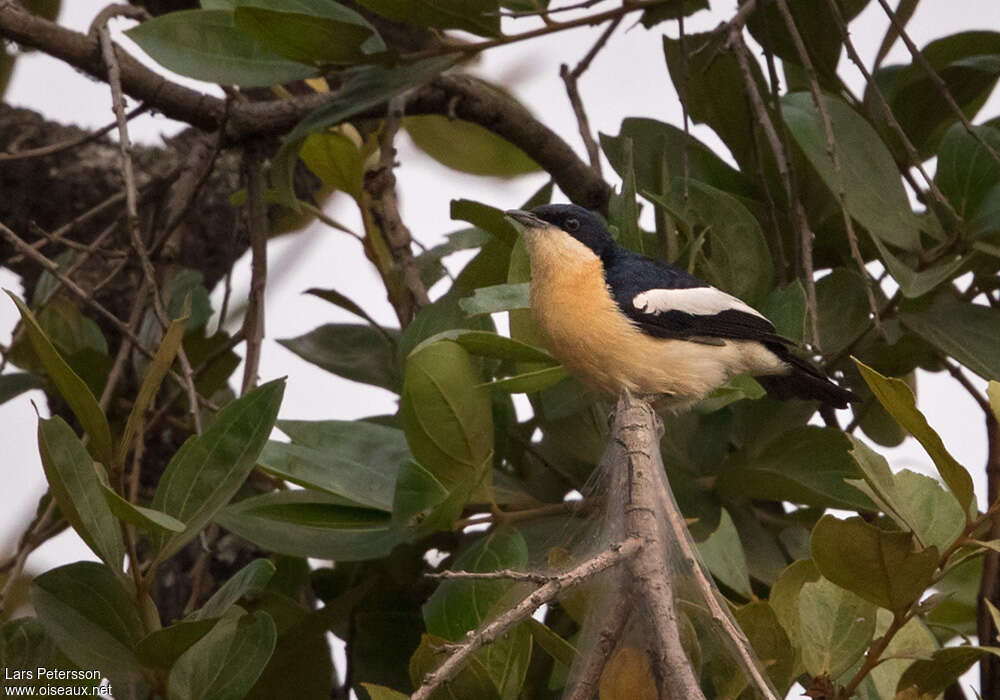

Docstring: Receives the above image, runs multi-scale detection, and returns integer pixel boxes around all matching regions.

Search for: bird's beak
[505,209,547,229]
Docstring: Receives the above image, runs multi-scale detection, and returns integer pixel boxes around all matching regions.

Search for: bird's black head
[508,204,614,258]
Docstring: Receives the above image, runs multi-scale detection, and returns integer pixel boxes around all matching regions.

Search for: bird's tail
[757,347,858,409]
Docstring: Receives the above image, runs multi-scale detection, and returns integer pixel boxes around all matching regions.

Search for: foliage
[2,0,1000,698]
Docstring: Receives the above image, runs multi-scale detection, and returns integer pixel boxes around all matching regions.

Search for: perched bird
[505,204,856,409]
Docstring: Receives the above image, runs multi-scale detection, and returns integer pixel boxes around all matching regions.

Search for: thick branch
[0,2,609,210]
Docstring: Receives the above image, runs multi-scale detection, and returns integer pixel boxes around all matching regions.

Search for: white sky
[1,1,998,692]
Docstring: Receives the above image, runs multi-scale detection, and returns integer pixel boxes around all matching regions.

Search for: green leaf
[451,198,520,246]
[718,426,874,511]
[273,55,456,203]
[406,114,539,176]
[0,371,44,405]
[410,329,554,365]
[864,610,939,700]
[258,419,409,511]
[871,31,1000,157]
[151,378,285,562]
[30,563,145,684]
[37,416,125,571]
[601,118,754,200]
[696,508,752,598]
[459,283,530,317]
[362,684,409,700]
[662,31,765,173]
[194,559,276,621]
[769,559,820,648]
[120,316,186,463]
[400,340,494,489]
[896,646,1000,697]
[811,515,938,611]
[847,438,965,551]
[734,601,796,693]
[125,9,316,86]
[391,459,479,535]
[278,323,399,392]
[899,294,1000,380]
[136,619,219,669]
[871,236,965,298]
[526,619,575,669]
[234,0,384,66]
[7,291,113,465]
[354,0,500,37]
[783,91,925,251]
[989,381,1000,424]
[798,577,877,679]
[0,617,53,677]
[758,280,807,344]
[410,633,501,700]
[398,292,495,363]
[640,0,709,27]
[299,131,365,198]
[645,180,773,303]
[216,489,398,560]
[168,610,277,700]
[815,268,872,354]
[101,482,186,534]
[854,359,975,513]
[479,365,568,394]
[935,123,1000,219]
[608,137,643,254]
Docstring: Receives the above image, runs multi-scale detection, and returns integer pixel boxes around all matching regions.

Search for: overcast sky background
[1,0,998,690]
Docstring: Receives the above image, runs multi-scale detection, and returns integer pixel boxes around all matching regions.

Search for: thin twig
[773,0,881,333]
[559,16,621,175]
[0,104,148,161]
[425,569,557,584]
[823,0,958,220]
[97,18,202,434]
[411,538,642,700]
[565,585,631,700]
[874,0,1000,169]
[0,498,57,615]
[241,143,268,396]
[727,28,820,346]
[99,278,150,413]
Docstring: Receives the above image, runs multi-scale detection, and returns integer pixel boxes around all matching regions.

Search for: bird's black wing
[603,248,791,346]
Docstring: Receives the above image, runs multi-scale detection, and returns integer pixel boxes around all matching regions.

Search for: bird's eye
[565,218,580,232]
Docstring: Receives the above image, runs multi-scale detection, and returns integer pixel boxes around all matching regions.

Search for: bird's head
[505,204,614,258]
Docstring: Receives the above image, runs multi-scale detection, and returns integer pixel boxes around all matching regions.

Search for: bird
[504,203,857,409]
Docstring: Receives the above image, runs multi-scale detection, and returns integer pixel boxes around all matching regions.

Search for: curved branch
[0,1,610,210]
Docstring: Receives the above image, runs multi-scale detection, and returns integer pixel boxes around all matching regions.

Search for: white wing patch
[632,287,767,320]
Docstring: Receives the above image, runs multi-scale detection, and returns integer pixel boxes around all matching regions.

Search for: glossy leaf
[125,9,316,86]
[854,359,975,513]
[798,577,877,679]
[37,416,125,571]
[234,0,384,66]
[258,419,409,511]
[30,563,144,683]
[872,237,965,298]
[451,198,520,247]
[409,329,554,365]
[815,268,871,354]
[7,291,113,465]
[989,381,1000,424]
[193,559,276,621]
[410,632,501,700]
[718,426,873,511]
[362,685,408,700]
[696,508,752,598]
[783,92,924,251]
[151,378,285,562]
[120,316,186,462]
[769,559,820,648]
[811,515,938,611]
[354,0,500,37]
[216,489,398,560]
[400,340,494,489]
[406,114,539,176]
[279,323,399,392]
[479,365,568,394]
[459,283,530,317]
[398,292,495,363]
[168,610,276,700]
[608,137,643,254]
[758,280,807,344]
